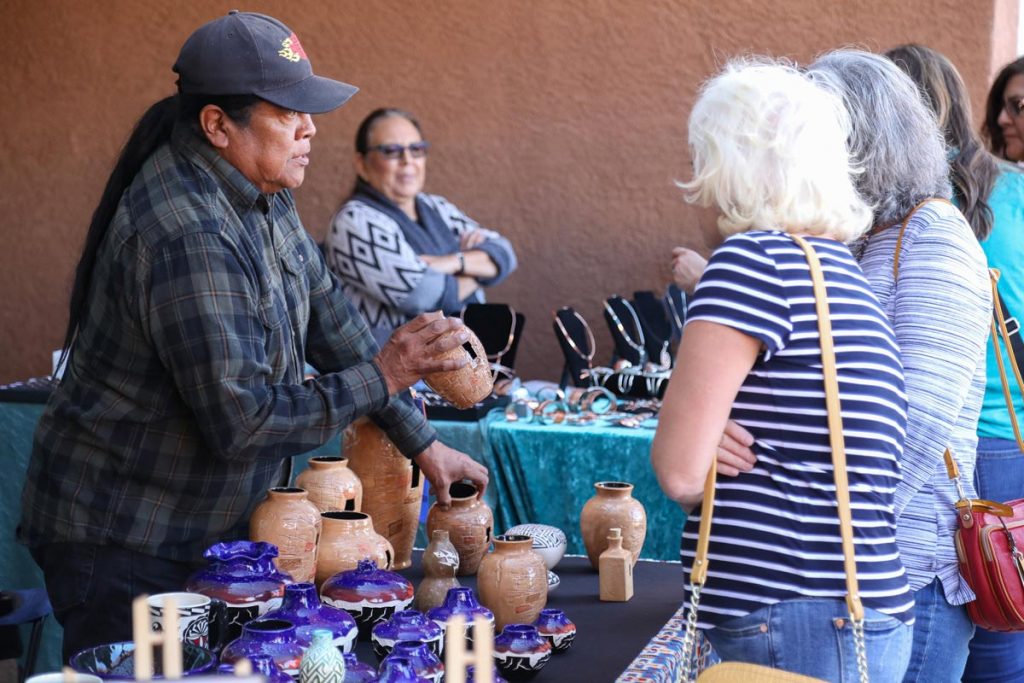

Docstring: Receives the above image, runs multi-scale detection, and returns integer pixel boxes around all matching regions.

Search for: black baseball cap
[172,10,358,114]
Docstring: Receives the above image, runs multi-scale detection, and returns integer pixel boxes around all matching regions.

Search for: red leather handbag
[945,449,1024,631]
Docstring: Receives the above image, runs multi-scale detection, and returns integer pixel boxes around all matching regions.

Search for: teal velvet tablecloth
[485,416,685,562]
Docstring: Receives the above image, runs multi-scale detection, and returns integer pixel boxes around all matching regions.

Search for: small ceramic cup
[148,591,224,650]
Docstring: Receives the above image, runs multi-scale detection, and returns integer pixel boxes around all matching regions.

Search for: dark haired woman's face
[998,73,1024,161]
[354,116,426,207]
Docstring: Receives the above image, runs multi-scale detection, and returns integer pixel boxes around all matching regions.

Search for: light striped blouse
[681,231,913,629]
[855,200,990,604]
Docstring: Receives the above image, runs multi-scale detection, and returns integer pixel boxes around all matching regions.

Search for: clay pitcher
[343,417,422,570]
[415,529,461,612]
[250,487,321,583]
[296,456,363,513]
[423,328,494,408]
[477,534,548,631]
[315,511,394,587]
[426,481,493,576]
[580,481,647,568]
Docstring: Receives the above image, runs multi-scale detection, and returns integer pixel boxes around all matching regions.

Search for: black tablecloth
[353,551,685,682]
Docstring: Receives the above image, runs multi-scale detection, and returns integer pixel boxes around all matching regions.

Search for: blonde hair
[679,59,872,242]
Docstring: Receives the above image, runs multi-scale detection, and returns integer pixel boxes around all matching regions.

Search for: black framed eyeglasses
[367,141,430,160]
[1004,97,1024,119]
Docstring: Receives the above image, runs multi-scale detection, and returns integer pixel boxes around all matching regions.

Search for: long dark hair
[349,107,423,196]
[60,93,260,367]
[886,44,998,240]
[983,57,1024,160]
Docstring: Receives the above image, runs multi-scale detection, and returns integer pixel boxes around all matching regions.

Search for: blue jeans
[962,437,1024,683]
[31,542,196,663]
[704,599,912,682]
[902,578,974,682]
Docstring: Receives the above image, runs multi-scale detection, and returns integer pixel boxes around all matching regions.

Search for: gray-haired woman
[805,49,992,682]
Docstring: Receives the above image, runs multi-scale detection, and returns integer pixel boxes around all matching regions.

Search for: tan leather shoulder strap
[891,197,953,279]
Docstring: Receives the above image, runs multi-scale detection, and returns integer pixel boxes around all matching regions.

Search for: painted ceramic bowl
[503,524,567,569]
[546,571,560,594]
[533,608,576,653]
[70,642,216,680]
[493,624,552,681]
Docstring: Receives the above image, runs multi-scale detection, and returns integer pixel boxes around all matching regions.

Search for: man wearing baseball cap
[19,11,488,659]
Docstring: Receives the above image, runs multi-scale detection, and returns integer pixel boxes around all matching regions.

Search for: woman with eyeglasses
[983,57,1024,164]
[891,47,1024,683]
[325,108,517,344]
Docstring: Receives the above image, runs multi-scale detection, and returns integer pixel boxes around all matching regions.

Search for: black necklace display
[602,295,647,368]
[552,307,597,388]
[630,290,673,369]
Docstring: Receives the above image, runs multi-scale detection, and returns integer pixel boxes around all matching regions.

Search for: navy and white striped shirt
[681,231,914,628]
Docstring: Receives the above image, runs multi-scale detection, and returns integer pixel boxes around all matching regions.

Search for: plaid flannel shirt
[19,125,435,562]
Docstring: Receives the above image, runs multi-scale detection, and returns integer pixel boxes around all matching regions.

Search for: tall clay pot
[296,456,363,513]
[250,487,322,584]
[415,529,461,612]
[423,329,494,408]
[344,417,422,570]
[580,481,647,568]
[426,482,493,576]
[316,511,394,587]
[477,534,548,631]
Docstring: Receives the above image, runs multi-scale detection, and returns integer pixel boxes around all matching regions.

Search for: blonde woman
[652,60,913,680]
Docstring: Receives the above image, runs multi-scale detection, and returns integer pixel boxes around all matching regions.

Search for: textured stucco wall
[0,0,1016,384]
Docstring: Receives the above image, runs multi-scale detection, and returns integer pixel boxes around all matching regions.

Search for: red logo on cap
[278,33,308,62]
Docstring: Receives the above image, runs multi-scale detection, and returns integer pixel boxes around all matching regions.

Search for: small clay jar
[344,417,423,570]
[426,482,493,576]
[416,529,461,612]
[579,481,647,568]
[423,328,494,408]
[316,511,394,587]
[249,487,322,584]
[295,456,363,513]
[477,535,548,631]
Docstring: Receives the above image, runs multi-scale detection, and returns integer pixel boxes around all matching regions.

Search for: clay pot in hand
[295,456,363,513]
[477,535,548,631]
[316,511,394,587]
[579,481,647,568]
[423,328,494,408]
[250,487,322,584]
[426,482,493,576]
[415,529,461,612]
[344,417,422,570]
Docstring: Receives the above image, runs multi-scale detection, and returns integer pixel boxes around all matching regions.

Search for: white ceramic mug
[27,674,103,683]
[147,592,212,648]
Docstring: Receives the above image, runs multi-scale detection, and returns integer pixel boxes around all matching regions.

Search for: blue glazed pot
[493,624,552,681]
[532,608,576,653]
[371,610,444,661]
[426,587,494,645]
[467,665,508,683]
[185,541,292,644]
[220,618,304,680]
[385,642,443,683]
[218,654,292,683]
[69,641,215,680]
[342,653,378,683]
[321,559,414,639]
[376,656,429,683]
[261,582,358,653]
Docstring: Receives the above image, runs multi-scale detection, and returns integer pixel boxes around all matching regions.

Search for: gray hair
[806,49,951,227]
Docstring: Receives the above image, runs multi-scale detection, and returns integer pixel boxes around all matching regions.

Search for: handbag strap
[988,269,1024,453]
[683,235,868,683]
[890,197,952,279]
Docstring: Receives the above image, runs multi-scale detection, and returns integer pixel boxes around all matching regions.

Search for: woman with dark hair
[325,108,517,344]
[19,12,487,660]
[888,45,1024,683]
[982,56,1024,162]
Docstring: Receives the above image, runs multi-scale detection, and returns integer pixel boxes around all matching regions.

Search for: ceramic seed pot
[579,481,647,568]
[492,624,552,681]
[426,482,493,576]
[220,619,304,680]
[384,642,443,683]
[423,328,494,408]
[296,456,363,513]
[341,654,377,683]
[426,586,494,646]
[259,581,358,653]
[477,535,548,631]
[533,608,576,653]
[250,487,322,584]
[321,559,414,638]
[372,610,444,661]
[316,511,394,587]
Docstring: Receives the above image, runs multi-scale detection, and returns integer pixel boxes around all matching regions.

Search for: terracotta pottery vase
[316,511,394,587]
[477,534,548,631]
[344,417,423,570]
[426,482,493,576]
[249,487,322,584]
[579,481,647,568]
[415,529,461,612]
[295,456,363,513]
[423,329,494,408]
